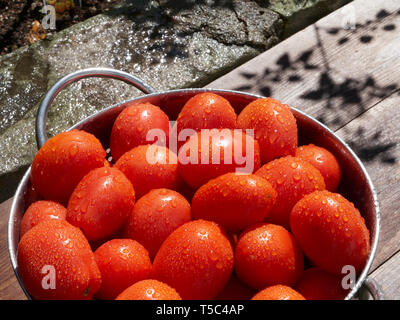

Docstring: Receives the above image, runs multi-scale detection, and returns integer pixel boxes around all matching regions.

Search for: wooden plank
[0,198,26,300]
[336,91,400,271]
[207,0,400,131]
[369,250,400,300]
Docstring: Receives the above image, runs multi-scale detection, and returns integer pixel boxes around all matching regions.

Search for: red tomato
[290,190,370,274]
[18,220,101,300]
[176,92,237,140]
[20,200,67,238]
[110,102,170,161]
[31,130,106,204]
[115,280,181,300]
[123,188,191,259]
[192,173,277,232]
[115,145,180,199]
[252,285,305,300]
[237,98,298,163]
[255,156,325,228]
[67,167,135,241]
[296,144,341,192]
[295,267,348,300]
[215,275,256,300]
[152,220,234,299]
[94,239,152,300]
[235,223,304,289]
[178,129,261,189]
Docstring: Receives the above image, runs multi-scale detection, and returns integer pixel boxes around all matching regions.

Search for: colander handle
[358,277,385,300]
[36,68,156,149]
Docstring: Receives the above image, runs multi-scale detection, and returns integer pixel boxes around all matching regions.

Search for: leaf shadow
[234,8,399,165]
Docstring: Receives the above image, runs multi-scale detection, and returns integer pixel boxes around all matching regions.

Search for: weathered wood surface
[369,250,400,300]
[0,198,25,300]
[336,93,400,272]
[0,0,399,299]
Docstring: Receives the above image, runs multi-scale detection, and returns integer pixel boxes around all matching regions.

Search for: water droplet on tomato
[69,144,79,156]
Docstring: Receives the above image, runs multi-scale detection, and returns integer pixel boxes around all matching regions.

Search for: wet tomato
[192,173,276,232]
[123,188,191,259]
[115,145,180,199]
[20,200,67,238]
[176,92,237,141]
[290,190,370,274]
[178,129,261,189]
[296,144,341,192]
[17,220,101,300]
[115,279,181,300]
[110,102,170,161]
[94,239,152,300]
[235,223,304,289]
[67,167,135,241]
[152,220,234,300]
[255,156,325,228]
[31,130,106,204]
[237,98,297,163]
[252,285,305,300]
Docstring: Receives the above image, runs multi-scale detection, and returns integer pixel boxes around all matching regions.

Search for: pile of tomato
[17,93,370,300]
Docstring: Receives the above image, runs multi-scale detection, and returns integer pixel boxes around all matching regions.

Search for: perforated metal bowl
[8,68,383,300]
